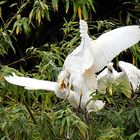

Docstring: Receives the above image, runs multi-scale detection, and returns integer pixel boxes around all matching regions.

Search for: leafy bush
[0,0,140,139]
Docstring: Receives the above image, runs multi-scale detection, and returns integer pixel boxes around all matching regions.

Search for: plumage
[4,73,105,112]
[97,61,140,93]
[4,20,140,113]
[4,73,63,98]
[92,25,140,73]
[119,61,140,91]
[59,20,140,95]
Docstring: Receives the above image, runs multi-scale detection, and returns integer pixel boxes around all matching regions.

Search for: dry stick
[7,56,37,66]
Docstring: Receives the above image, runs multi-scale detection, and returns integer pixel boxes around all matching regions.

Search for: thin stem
[19,92,37,124]
[0,17,5,27]
[7,56,37,66]
[23,95,37,125]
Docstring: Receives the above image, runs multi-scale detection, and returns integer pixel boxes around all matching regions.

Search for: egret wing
[64,20,94,74]
[4,73,59,92]
[79,20,94,73]
[118,61,140,91]
[92,25,140,72]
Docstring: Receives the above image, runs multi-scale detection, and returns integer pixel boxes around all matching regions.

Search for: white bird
[58,20,96,95]
[4,73,105,113]
[97,61,140,93]
[118,61,140,92]
[58,20,140,97]
[4,20,140,112]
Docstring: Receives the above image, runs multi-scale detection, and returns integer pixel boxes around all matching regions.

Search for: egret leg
[62,82,72,103]
[78,91,82,109]
[65,77,73,100]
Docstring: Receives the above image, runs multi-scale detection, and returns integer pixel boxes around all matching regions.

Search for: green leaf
[66,0,69,13]
[82,5,88,20]
[135,107,140,125]
[0,6,2,18]
[60,118,66,136]
[36,8,41,24]
[9,3,17,8]
[87,0,96,12]
[129,132,138,140]
[72,1,78,19]
[0,1,7,5]
[52,0,58,11]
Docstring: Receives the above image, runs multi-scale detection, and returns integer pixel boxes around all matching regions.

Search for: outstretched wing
[80,20,94,72]
[92,25,140,72]
[4,73,59,92]
[64,20,94,74]
[118,61,140,91]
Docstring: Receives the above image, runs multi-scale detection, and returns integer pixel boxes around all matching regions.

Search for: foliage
[0,0,140,139]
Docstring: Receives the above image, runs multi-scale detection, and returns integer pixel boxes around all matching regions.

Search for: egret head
[107,62,114,73]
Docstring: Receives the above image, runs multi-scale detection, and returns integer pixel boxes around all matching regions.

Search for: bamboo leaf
[129,132,138,140]
[72,1,78,19]
[87,0,96,12]
[66,0,69,13]
[0,1,6,5]
[52,0,58,11]
[9,3,17,8]
[135,107,140,125]
[82,5,88,20]
[16,26,20,35]
[0,6,2,18]
[60,119,66,136]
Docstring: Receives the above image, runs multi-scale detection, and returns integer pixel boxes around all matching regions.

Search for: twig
[7,56,37,66]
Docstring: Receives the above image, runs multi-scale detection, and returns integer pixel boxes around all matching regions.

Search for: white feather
[97,61,140,93]
[59,21,140,96]
[5,73,59,91]
[97,62,128,93]
[62,20,96,93]
[119,61,140,91]
[4,73,67,99]
[91,25,140,72]
[4,73,104,112]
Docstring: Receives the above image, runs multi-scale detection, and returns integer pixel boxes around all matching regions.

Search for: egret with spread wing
[118,61,140,92]
[97,61,140,93]
[4,20,140,112]
[59,20,140,96]
[5,73,105,112]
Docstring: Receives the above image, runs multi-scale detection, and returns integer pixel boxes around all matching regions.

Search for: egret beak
[60,80,67,92]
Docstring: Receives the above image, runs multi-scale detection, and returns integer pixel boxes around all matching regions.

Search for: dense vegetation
[0,0,140,139]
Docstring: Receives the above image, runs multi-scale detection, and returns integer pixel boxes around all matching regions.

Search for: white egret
[59,20,140,96]
[97,61,140,93]
[4,20,140,112]
[118,61,140,92]
[4,73,105,112]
